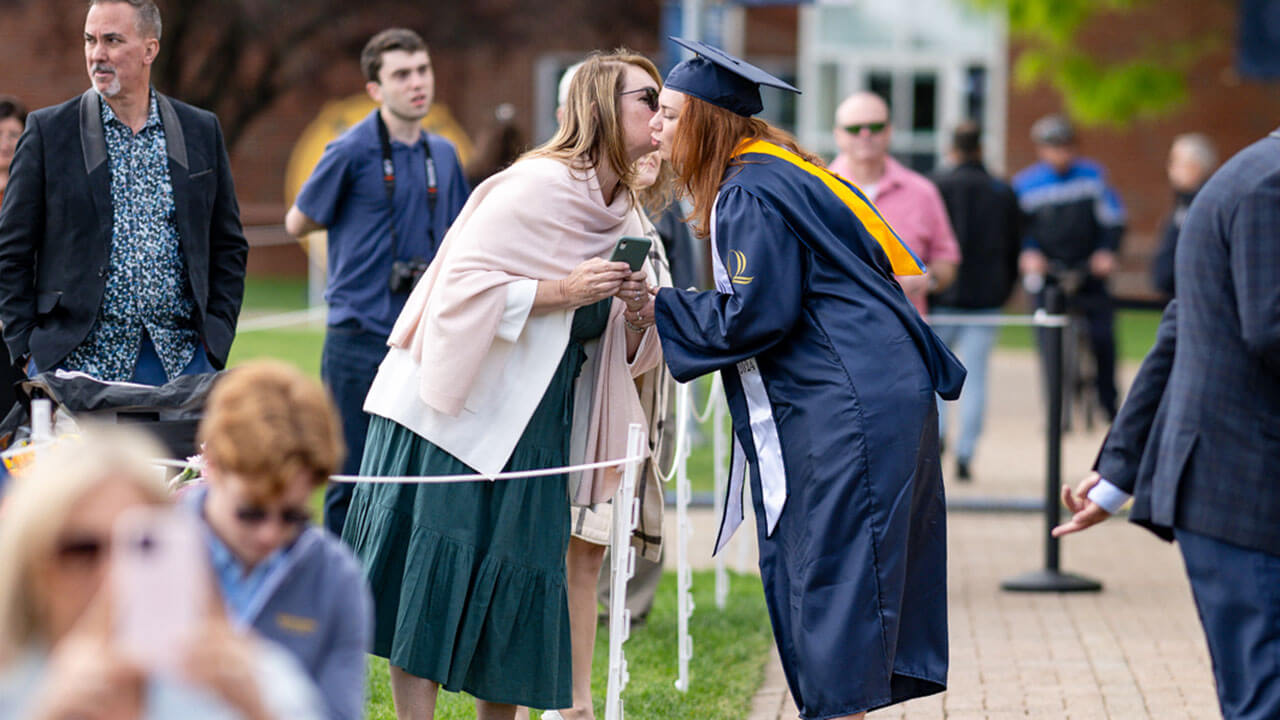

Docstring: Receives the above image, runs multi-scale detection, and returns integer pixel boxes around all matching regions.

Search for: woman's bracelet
[625,319,648,333]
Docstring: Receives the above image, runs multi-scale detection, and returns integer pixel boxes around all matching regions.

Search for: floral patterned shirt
[63,92,199,382]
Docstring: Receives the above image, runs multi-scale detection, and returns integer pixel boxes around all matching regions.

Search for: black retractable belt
[375,112,438,293]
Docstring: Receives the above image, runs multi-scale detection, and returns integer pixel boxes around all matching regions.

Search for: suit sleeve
[1229,176,1280,375]
[1093,299,1177,493]
[203,117,249,368]
[654,187,804,382]
[0,117,45,361]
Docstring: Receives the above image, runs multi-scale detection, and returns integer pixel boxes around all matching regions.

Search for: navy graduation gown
[654,142,964,718]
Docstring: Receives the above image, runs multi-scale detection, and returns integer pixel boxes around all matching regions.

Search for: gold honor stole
[732,140,926,276]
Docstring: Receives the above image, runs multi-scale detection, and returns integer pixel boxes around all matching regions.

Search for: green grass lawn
[362,569,773,719]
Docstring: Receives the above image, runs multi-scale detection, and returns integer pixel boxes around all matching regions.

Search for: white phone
[111,507,210,672]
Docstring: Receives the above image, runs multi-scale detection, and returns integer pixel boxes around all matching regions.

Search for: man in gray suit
[0,0,247,385]
[1055,129,1280,720]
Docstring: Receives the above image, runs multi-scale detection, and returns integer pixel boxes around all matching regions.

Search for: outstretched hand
[1052,472,1112,537]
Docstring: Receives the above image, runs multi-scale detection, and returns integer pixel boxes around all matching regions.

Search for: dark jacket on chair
[0,89,248,371]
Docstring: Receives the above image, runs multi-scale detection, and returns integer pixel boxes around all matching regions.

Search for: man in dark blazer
[0,0,246,385]
[1055,129,1280,720]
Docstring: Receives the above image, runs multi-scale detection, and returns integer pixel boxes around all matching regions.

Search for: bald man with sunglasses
[829,92,959,317]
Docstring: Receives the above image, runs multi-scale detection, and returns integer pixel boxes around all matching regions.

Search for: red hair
[671,96,822,238]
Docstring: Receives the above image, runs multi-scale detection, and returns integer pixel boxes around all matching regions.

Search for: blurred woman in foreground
[0,427,325,720]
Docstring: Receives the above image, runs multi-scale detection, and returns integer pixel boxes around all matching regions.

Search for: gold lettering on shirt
[276,612,317,635]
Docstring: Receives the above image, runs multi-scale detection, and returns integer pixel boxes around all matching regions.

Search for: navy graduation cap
[664,37,800,117]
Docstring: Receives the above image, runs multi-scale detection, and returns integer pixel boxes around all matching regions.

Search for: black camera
[389,258,430,294]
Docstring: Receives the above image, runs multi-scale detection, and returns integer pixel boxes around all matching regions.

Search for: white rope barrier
[237,306,326,333]
[925,310,1069,327]
[150,454,647,484]
[605,423,645,720]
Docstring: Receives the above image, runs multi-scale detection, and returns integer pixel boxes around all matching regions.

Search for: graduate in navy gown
[635,39,966,720]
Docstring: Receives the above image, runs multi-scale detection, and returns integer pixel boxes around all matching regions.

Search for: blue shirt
[64,91,200,381]
[295,110,470,336]
[202,513,291,626]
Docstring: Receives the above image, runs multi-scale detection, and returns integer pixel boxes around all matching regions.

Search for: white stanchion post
[711,377,729,610]
[605,423,644,720]
[673,382,694,693]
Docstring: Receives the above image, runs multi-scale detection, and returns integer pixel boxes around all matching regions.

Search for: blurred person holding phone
[0,427,326,720]
[340,49,662,720]
[189,360,373,720]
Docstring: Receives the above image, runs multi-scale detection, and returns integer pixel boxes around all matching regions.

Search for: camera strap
[375,111,438,263]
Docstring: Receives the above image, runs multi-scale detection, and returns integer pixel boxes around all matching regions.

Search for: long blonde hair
[0,427,169,661]
[522,49,661,199]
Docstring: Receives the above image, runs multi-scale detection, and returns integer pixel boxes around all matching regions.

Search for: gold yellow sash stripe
[732,140,926,276]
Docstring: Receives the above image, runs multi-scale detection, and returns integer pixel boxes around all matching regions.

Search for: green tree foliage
[967,0,1218,127]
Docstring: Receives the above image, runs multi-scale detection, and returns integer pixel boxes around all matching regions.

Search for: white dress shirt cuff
[1087,479,1132,515]
[496,279,537,342]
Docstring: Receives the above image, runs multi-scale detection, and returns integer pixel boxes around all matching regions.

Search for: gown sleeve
[654,187,804,382]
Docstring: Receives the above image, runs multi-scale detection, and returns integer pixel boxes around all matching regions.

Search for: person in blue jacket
[186,360,373,720]
[639,39,965,720]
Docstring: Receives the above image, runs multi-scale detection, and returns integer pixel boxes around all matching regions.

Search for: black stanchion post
[1001,283,1102,593]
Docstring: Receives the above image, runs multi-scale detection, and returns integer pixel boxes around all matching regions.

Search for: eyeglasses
[619,87,659,112]
[54,534,109,567]
[234,504,311,528]
[843,122,888,135]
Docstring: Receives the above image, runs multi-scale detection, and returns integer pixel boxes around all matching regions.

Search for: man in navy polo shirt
[286,27,469,535]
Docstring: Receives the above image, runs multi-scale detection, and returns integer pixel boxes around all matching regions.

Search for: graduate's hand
[1052,472,1111,537]
[563,258,632,307]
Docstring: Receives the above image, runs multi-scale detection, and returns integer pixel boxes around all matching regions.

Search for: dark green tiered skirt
[341,301,608,709]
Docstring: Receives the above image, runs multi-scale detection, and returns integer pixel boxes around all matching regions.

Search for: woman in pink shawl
[340,50,664,720]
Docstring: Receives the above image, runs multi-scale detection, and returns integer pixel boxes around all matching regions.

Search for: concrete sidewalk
[665,350,1220,719]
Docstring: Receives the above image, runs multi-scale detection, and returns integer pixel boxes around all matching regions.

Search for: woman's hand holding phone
[561,257,632,307]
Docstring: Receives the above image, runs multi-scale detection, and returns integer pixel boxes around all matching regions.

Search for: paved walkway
[663,350,1220,719]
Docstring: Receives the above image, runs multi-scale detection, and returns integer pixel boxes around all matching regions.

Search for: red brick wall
[1005,0,1280,287]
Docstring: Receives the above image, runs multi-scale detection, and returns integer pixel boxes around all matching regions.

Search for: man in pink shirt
[829,92,960,315]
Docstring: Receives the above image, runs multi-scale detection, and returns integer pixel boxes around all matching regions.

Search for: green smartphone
[609,235,652,272]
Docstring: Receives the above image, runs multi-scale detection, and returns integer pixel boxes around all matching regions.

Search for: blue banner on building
[1239,0,1280,79]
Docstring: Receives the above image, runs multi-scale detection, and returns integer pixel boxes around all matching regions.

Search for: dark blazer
[0,89,248,371]
[1093,130,1280,555]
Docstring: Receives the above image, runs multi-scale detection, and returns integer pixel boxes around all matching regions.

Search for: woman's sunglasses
[619,87,660,112]
[843,122,888,135]
[54,534,109,567]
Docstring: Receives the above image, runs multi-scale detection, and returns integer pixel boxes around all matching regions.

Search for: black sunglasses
[843,122,888,135]
[619,87,659,112]
[234,504,311,528]
[54,534,109,565]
